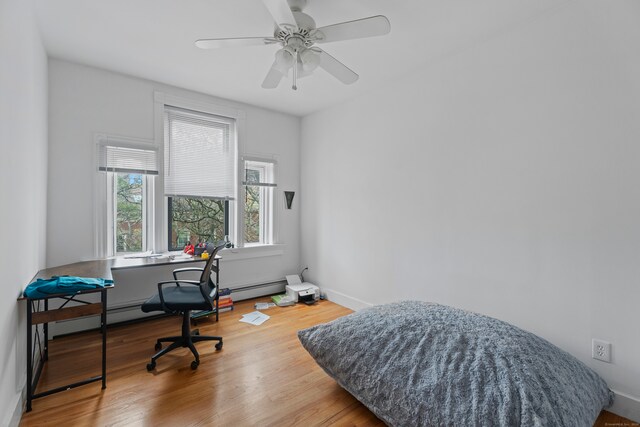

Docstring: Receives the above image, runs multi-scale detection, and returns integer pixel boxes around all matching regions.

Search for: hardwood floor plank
[19,298,636,427]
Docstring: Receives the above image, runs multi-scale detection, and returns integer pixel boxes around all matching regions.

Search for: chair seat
[141,285,212,313]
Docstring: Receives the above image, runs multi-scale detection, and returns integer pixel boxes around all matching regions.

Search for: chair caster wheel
[191,361,199,370]
[215,341,223,351]
[155,342,162,351]
[193,330,200,336]
[147,362,156,371]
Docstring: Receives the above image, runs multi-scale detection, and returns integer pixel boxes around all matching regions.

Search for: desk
[19,261,114,412]
[19,254,221,411]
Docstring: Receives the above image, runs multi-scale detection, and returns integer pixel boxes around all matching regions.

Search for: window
[96,98,281,257]
[244,169,261,243]
[115,173,145,252]
[164,106,236,249]
[243,158,276,245]
[167,197,228,251]
[96,138,158,256]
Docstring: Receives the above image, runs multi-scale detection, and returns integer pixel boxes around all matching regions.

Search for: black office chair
[141,243,226,371]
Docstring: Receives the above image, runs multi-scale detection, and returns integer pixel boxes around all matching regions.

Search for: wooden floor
[20,298,636,427]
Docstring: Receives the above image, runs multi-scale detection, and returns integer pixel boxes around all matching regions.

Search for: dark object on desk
[141,243,226,370]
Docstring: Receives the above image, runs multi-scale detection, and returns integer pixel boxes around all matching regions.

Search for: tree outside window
[168,197,226,250]
[116,173,144,253]
[244,168,261,243]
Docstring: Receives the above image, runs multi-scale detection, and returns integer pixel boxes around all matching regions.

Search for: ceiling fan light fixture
[274,48,294,74]
[299,48,320,73]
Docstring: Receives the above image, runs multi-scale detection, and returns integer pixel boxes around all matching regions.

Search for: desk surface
[32,260,115,282]
[28,254,220,284]
[20,254,220,301]
[110,254,218,271]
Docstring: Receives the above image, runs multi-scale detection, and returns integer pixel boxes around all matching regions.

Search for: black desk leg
[101,289,107,389]
[215,258,220,322]
[26,302,32,412]
[43,299,49,362]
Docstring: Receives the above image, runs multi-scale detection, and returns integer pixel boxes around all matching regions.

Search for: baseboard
[323,288,373,311]
[610,389,640,423]
[230,281,285,301]
[49,279,286,336]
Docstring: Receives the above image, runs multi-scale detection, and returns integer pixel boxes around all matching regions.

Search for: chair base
[147,310,222,371]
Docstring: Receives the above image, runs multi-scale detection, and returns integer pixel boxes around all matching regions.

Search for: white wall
[47,59,301,316]
[0,0,48,424]
[301,1,640,420]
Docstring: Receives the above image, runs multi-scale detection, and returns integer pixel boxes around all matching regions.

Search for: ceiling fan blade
[195,37,278,49]
[262,62,285,89]
[261,0,298,30]
[316,49,358,85]
[315,15,391,44]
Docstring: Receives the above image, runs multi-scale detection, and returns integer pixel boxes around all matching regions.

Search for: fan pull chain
[292,50,298,90]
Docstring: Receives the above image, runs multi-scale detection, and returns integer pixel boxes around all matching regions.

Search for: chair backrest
[199,243,226,292]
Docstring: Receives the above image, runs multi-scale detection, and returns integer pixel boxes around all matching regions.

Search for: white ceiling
[35,0,566,117]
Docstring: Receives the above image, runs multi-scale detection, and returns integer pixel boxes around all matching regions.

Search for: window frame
[94,95,283,258]
[242,156,277,246]
[93,134,158,258]
[162,105,236,251]
[154,92,246,252]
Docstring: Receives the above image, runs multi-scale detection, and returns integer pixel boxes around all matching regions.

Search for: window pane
[169,197,226,250]
[245,174,261,243]
[116,174,144,253]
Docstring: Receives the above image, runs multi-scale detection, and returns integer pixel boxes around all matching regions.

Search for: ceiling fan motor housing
[286,0,308,12]
[275,11,316,45]
[294,11,316,31]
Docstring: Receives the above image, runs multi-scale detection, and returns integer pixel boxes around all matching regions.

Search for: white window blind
[164,106,236,200]
[97,143,159,175]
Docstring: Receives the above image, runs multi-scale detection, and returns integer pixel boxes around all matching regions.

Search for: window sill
[221,244,285,261]
[109,244,285,263]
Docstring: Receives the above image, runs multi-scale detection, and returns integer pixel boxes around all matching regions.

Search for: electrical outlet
[592,339,612,363]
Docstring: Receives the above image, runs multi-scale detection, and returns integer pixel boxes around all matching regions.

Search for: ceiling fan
[195,0,391,90]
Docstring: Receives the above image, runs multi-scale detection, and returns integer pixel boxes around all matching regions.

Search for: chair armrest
[158,280,200,286]
[172,267,204,280]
